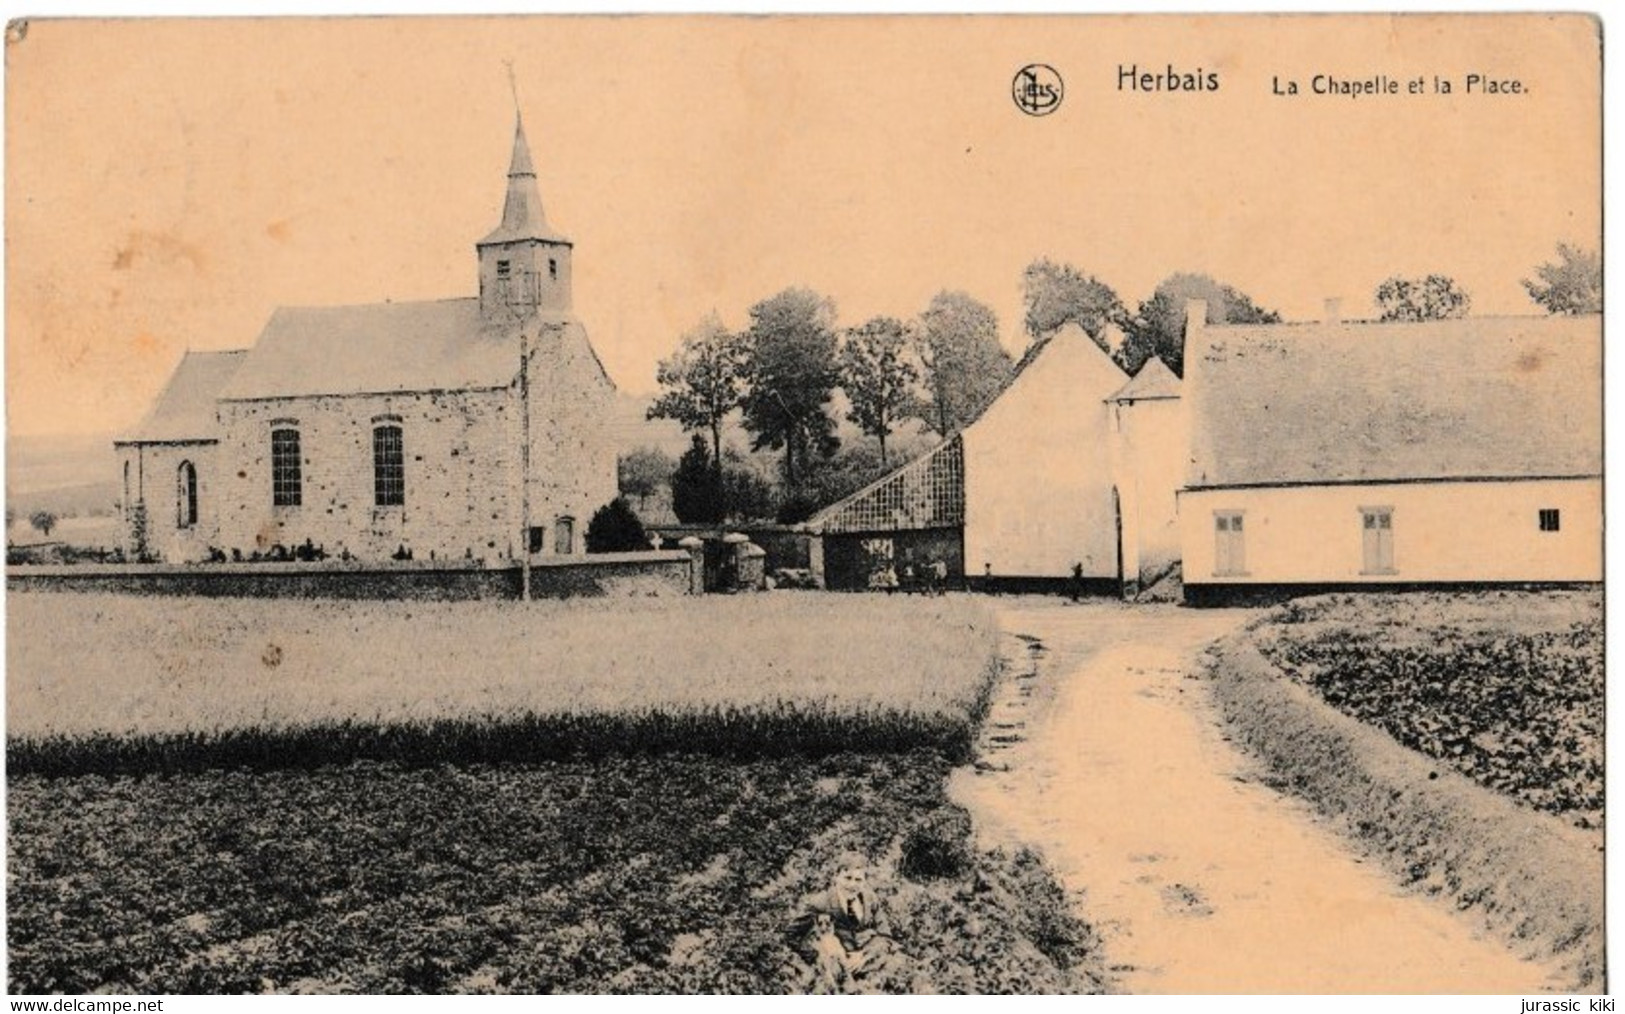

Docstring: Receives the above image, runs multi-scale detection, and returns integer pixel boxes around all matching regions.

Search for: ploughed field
[8,592,1104,994]
[1251,590,1603,830]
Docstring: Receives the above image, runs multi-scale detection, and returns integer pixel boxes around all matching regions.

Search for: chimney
[1323,297,1343,324]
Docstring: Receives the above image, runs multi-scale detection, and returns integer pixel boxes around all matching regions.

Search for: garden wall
[6,551,693,601]
[1205,634,1604,990]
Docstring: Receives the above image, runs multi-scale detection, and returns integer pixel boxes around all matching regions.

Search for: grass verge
[1206,593,1604,990]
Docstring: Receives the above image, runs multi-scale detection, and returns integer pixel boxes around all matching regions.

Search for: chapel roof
[118,349,248,443]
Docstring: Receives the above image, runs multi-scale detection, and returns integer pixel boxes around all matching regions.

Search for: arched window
[176,461,198,529]
[271,428,302,506]
[554,515,575,555]
[373,424,405,507]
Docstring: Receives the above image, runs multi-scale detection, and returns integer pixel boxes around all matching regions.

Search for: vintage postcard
[4,14,1603,997]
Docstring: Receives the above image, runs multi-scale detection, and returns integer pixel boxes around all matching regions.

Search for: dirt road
[949,599,1562,994]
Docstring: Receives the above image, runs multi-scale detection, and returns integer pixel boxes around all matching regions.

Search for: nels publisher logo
[1013,64,1064,116]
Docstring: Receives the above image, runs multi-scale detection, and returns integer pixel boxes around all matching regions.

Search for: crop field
[8,750,1103,994]
[1252,590,1603,829]
[7,591,1105,993]
[9,591,998,772]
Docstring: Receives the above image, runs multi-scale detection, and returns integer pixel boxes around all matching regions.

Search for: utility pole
[519,319,533,602]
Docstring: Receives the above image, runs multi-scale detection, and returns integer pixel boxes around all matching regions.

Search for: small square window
[1539,508,1561,532]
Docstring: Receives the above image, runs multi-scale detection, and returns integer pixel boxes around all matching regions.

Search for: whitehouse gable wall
[962,327,1128,580]
[215,388,521,563]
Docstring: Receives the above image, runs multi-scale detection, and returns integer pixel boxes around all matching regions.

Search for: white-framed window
[372,424,405,507]
[176,460,198,529]
[1213,511,1246,576]
[271,427,302,507]
[1360,507,1395,573]
[1539,508,1561,533]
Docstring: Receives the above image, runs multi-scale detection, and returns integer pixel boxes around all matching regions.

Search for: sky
[5,14,1601,437]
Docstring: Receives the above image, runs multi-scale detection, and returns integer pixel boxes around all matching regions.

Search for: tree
[617,447,675,512]
[1374,274,1471,322]
[648,314,748,508]
[912,291,1013,437]
[839,316,920,467]
[1021,258,1130,359]
[1126,273,1281,376]
[28,510,57,539]
[722,459,778,522]
[739,287,841,486]
[670,434,724,524]
[1523,244,1601,315]
[585,498,649,553]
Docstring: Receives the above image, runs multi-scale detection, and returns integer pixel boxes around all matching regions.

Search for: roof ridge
[1206,312,1596,330]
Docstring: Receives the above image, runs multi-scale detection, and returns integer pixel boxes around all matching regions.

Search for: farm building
[1178,306,1602,603]
[805,321,1187,593]
[115,115,617,564]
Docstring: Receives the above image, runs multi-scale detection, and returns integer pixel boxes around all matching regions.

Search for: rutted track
[950,599,1564,994]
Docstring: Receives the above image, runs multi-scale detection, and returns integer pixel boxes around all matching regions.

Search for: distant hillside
[8,433,121,518]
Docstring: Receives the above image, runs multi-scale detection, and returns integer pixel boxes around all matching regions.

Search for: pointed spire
[508,114,536,178]
[479,112,567,246]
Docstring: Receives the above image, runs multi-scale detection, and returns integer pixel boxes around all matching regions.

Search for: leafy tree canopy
[839,316,921,467]
[1523,243,1601,315]
[28,510,57,538]
[1021,258,1130,358]
[739,288,841,485]
[913,290,1012,437]
[1374,274,1471,323]
[648,314,748,470]
[617,447,675,508]
[1126,273,1281,376]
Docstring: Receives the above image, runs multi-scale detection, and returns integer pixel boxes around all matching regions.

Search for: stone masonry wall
[215,388,521,563]
[118,442,221,563]
[525,320,619,554]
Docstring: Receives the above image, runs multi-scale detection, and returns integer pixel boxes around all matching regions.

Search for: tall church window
[373,424,405,507]
[271,428,302,507]
[177,460,198,529]
[549,258,558,280]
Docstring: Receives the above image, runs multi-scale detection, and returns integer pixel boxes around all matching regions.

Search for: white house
[806,322,1186,593]
[1178,303,1602,603]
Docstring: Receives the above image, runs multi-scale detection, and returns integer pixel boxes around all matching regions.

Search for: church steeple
[478,114,573,319]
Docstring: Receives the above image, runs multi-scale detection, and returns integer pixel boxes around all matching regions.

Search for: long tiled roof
[217,299,522,401]
[1186,314,1601,488]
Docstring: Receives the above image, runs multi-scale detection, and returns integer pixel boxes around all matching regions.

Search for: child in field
[789,856,904,992]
